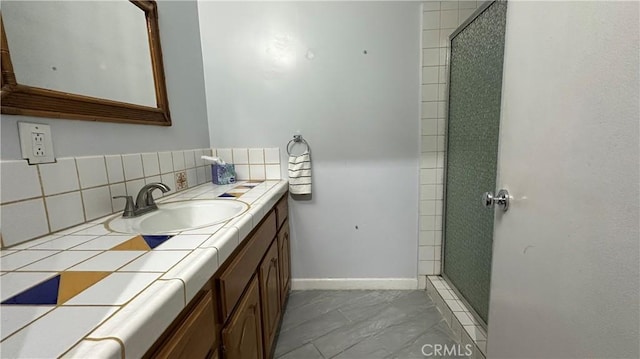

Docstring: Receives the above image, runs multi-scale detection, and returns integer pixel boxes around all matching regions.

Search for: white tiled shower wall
[0,148,281,248]
[418,1,482,277]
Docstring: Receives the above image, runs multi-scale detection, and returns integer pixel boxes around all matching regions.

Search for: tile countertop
[0,180,288,359]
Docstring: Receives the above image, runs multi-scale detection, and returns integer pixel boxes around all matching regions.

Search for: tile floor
[274,290,463,359]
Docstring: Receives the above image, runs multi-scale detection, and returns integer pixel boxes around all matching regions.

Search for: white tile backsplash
[122,154,144,180]
[125,180,145,201]
[75,156,108,189]
[196,167,207,185]
[46,192,85,232]
[1,147,281,248]
[249,165,266,180]
[141,153,160,177]
[264,148,280,164]
[158,151,174,174]
[145,176,162,186]
[186,169,197,188]
[0,160,42,203]
[235,164,250,180]
[105,155,124,184]
[160,173,177,196]
[82,186,113,221]
[195,149,206,167]
[171,151,185,171]
[110,183,127,213]
[248,149,264,164]
[184,150,196,169]
[232,148,248,164]
[216,148,232,164]
[39,158,79,196]
[1,199,50,247]
[265,165,281,180]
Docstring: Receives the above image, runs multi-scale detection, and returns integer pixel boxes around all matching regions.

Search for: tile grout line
[74,158,88,224]
[36,164,53,234]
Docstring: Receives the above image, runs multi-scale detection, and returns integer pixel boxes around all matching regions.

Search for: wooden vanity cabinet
[259,240,281,356]
[221,277,264,359]
[148,289,217,359]
[218,211,276,322]
[277,219,291,306]
[145,192,291,359]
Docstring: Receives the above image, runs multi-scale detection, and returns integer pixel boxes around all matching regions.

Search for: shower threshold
[426,276,487,358]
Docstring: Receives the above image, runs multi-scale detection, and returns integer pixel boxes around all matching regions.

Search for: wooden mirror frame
[0,0,171,126]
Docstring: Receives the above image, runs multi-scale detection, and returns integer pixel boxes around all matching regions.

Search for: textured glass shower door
[443,1,507,325]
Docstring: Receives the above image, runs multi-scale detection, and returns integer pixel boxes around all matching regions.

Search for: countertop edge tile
[160,247,219,304]
[61,338,123,359]
[86,280,185,359]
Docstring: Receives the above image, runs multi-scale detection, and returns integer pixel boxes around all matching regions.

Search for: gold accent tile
[110,236,151,251]
[58,271,110,304]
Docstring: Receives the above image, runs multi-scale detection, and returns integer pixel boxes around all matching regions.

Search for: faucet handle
[113,195,135,217]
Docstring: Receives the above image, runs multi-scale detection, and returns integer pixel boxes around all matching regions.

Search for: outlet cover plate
[18,122,56,164]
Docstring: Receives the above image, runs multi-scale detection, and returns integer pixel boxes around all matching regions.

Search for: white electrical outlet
[18,122,55,164]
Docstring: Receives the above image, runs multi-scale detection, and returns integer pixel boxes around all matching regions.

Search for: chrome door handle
[482,189,510,211]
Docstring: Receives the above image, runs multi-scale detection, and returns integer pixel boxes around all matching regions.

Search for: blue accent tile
[218,193,235,198]
[2,275,60,305]
[141,235,174,249]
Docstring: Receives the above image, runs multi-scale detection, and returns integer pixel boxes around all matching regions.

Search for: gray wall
[199,2,421,280]
[1,1,210,160]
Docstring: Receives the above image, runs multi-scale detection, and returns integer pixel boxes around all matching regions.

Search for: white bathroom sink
[106,200,249,234]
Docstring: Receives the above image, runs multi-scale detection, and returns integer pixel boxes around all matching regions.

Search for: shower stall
[438,2,639,358]
[441,0,507,328]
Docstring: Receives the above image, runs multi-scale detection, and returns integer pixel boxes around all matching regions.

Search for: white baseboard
[290,278,419,290]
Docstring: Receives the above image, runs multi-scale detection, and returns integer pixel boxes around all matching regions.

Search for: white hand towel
[288,151,312,195]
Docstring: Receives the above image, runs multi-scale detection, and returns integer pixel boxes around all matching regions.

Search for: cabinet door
[153,290,216,359]
[259,240,281,357]
[218,211,276,322]
[222,277,264,359]
[278,220,291,306]
[276,195,288,230]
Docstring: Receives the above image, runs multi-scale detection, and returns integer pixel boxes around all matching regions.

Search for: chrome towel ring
[287,134,310,156]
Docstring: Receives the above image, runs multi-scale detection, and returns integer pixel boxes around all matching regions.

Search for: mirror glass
[2,0,156,107]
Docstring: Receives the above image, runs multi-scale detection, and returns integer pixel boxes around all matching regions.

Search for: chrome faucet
[113,182,171,218]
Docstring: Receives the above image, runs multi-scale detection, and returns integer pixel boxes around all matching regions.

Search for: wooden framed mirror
[0,0,171,126]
